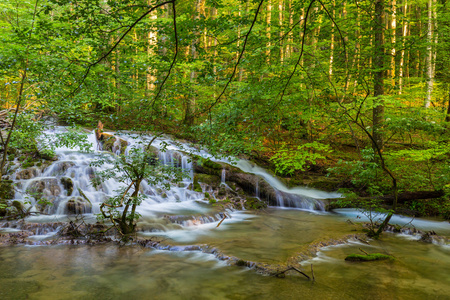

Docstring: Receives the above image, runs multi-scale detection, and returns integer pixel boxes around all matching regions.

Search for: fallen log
[382,190,444,204]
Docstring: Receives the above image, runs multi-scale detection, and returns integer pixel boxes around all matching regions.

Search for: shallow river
[1,208,449,300]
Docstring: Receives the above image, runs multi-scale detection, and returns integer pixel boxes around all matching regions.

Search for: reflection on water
[1,209,449,300]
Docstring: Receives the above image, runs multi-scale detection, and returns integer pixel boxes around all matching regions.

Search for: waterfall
[9,127,339,224]
[255,179,259,198]
[221,168,226,185]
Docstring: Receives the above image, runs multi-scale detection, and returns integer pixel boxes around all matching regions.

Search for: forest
[0,0,449,299]
[2,0,449,218]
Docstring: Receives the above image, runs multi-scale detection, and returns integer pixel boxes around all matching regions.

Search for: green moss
[202,159,222,170]
[22,161,34,168]
[195,174,221,186]
[0,180,14,199]
[244,197,268,210]
[208,198,216,204]
[102,137,115,152]
[345,253,394,262]
[204,192,210,198]
[193,175,202,192]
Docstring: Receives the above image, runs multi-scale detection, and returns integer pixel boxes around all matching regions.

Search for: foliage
[329,148,390,196]
[270,142,331,176]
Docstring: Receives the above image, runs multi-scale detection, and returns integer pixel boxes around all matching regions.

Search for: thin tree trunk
[286,0,293,59]
[147,1,158,91]
[399,0,408,95]
[279,0,284,63]
[425,0,434,108]
[329,0,335,78]
[373,0,385,151]
[266,0,272,63]
[184,0,202,125]
[390,0,396,88]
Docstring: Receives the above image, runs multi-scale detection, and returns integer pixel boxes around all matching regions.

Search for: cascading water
[7,126,342,236]
[10,129,208,227]
[221,168,226,185]
[117,131,340,210]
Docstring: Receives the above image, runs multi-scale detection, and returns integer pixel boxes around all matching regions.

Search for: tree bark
[425,0,434,108]
[266,0,272,63]
[399,0,408,95]
[373,0,385,151]
[390,0,396,88]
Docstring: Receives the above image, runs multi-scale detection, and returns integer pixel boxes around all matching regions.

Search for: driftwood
[274,266,313,281]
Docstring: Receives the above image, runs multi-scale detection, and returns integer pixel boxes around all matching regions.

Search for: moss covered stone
[0,180,14,199]
[244,197,268,210]
[193,175,202,192]
[345,253,394,262]
[195,174,221,187]
[60,177,74,196]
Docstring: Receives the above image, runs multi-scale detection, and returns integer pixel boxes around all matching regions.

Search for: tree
[91,139,185,237]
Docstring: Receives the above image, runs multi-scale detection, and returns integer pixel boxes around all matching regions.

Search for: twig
[359,248,369,255]
[216,214,227,228]
[274,266,311,280]
[311,264,315,281]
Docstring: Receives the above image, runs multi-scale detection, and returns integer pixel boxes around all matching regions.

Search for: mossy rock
[345,253,394,262]
[193,175,202,192]
[195,174,221,187]
[244,197,268,210]
[0,180,14,199]
[60,177,74,196]
[15,168,39,180]
[99,133,128,154]
[66,196,91,214]
[202,159,222,170]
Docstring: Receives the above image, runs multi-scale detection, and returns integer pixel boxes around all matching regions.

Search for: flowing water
[1,129,449,299]
[1,209,449,300]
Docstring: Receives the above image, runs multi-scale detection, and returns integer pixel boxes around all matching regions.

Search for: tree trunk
[184,0,202,125]
[279,0,284,63]
[286,0,293,59]
[390,0,396,88]
[373,0,385,151]
[399,0,408,95]
[266,0,272,63]
[329,0,335,78]
[146,0,158,91]
[425,0,434,108]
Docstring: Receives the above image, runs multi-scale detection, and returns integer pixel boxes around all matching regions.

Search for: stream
[0,129,449,299]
